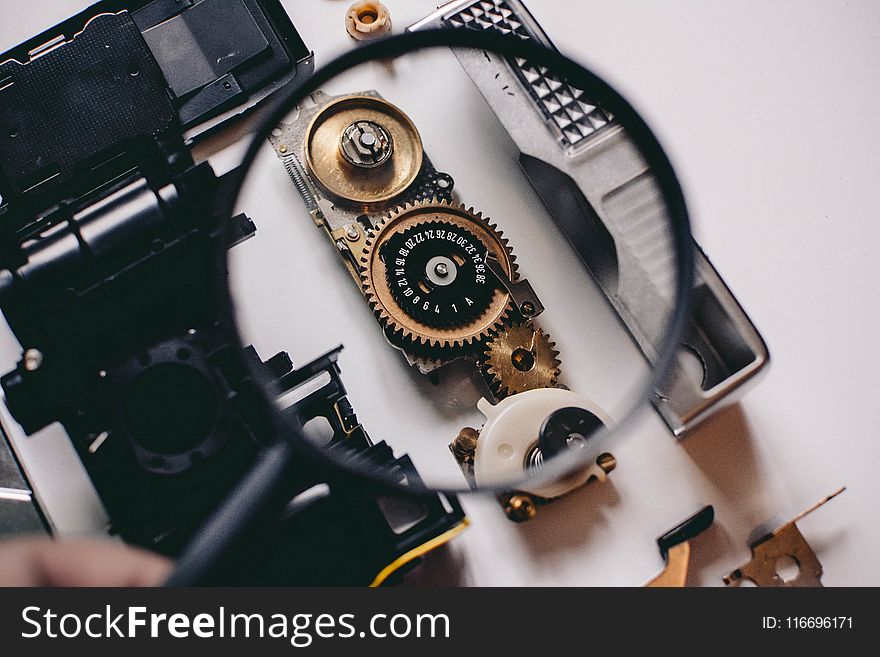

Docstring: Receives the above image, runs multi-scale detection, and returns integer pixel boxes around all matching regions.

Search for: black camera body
[0,0,464,584]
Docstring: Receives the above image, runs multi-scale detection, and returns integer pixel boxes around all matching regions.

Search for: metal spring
[525,444,544,471]
[282,154,318,211]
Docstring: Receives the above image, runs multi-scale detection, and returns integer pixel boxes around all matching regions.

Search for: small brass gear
[482,323,561,397]
[360,200,517,352]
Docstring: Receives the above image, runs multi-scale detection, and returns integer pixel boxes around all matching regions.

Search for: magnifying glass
[169,27,693,584]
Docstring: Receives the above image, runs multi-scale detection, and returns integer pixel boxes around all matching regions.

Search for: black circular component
[123,363,219,455]
[539,406,605,460]
[381,220,496,327]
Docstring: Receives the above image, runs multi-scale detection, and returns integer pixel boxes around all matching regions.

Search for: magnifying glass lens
[225,32,692,500]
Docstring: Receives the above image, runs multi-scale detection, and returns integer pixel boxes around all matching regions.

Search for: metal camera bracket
[410,0,769,436]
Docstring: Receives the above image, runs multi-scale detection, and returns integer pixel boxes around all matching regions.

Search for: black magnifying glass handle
[164,439,297,587]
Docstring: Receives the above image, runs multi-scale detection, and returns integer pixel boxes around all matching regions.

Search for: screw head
[505,494,537,522]
[597,452,617,474]
[520,301,535,317]
[345,225,360,241]
[451,427,479,462]
[23,348,42,371]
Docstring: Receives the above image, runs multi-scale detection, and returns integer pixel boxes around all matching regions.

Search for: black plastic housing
[0,2,466,586]
[0,0,313,233]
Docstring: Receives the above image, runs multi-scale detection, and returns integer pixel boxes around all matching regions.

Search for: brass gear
[482,323,561,397]
[304,94,423,209]
[360,200,517,352]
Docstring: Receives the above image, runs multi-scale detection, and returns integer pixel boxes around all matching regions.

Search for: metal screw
[278,144,287,153]
[451,427,479,463]
[520,301,535,317]
[504,493,537,522]
[23,349,42,371]
[345,225,360,241]
[434,262,449,277]
[597,452,617,474]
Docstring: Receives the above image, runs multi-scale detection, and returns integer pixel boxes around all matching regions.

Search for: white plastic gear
[345,2,392,42]
[473,390,613,499]
[359,199,518,352]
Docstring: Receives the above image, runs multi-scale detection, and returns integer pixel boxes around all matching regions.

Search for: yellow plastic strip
[369,519,470,587]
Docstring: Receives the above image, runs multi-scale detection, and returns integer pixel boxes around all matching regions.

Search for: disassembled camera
[270,89,616,519]
[0,0,465,585]
[0,0,838,589]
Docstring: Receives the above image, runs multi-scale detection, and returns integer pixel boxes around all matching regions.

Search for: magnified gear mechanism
[382,219,495,328]
[361,200,517,352]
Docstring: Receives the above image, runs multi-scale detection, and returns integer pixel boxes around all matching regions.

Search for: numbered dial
[382,221,494,328]
[360,200,518,352]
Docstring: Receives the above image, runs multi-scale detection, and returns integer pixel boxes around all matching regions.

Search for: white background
[0,0,878,586]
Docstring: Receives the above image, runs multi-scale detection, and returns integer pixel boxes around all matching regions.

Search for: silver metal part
[23,348,42,372]
[340,120,394,168]
[410,0,769,435]
[281,153,319,213]
[270,90,387,233]
[426,255,458,286]
[485,252,544,320]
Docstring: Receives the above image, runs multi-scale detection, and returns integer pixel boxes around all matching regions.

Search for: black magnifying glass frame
[213,27,695,497]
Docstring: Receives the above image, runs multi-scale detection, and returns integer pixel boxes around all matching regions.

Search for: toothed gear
[382,220,494,327]
[483,323,561,397]
[360,200,517,352]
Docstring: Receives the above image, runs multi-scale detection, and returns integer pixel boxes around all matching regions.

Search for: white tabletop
[1,0,877,586]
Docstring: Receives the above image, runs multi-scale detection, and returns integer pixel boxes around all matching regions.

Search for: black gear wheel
[380,220,496,328]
